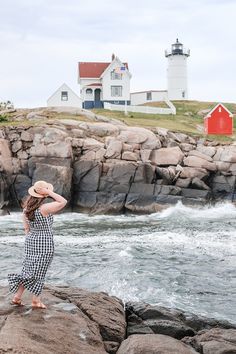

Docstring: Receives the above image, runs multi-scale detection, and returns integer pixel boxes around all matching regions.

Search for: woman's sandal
[11,297,24,306]
[31,301,47,309]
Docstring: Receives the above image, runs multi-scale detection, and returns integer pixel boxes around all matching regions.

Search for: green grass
[92,100,236,141]
[0,100,235,142]
[0,112,91,127]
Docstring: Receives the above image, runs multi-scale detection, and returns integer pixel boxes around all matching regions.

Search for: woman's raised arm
[36,187,67,216]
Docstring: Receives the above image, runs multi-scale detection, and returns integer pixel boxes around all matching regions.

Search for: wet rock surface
[0,285,126,354]
[1,287,235,354]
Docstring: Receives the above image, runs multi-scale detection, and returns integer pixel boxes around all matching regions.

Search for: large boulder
[122,151,139,161]
[175,178,191,188]
[184,156,216,171]
[29,127,72,158]
[188,150,213,162]
[0,138,13,174]
[13,174,32,202]
[118,127,161,149]
[105,138,123,159]
[28,156,71,177]
[191,177,210,190]
[129,183,155,195]
[179,167,209,180]
[79,122,120,137]
[80,148,106,162]
[133,163,155,184]
[73,160,101,192]
[211,175,235,197]
[20,130,33,142]
[32,163,73,200]
[126,302,195,340]
[117,334,198,354]
[49,286,126,353]
[182,328,236,354]
[74,191,126,214]
[214,146,236,163]
[26,111,47,120]
[181,188,211,200]
[196,145,216,157]
[151,147,184,166]
[83,138,104,151]
[156,166,177,184]
[98,162,137,194]
[125,194,183,213]
[0,172,10,210]
[0,285,126,354]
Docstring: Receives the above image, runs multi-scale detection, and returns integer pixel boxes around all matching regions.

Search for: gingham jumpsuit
[8,207,54,296]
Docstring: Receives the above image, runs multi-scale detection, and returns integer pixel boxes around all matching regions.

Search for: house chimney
[112,53,115,61]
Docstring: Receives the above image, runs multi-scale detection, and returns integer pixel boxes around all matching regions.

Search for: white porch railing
[103,102,176,115]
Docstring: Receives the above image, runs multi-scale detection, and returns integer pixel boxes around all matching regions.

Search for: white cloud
[0,0,235,106]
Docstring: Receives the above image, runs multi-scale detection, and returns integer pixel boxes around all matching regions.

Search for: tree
[0,100,14,109]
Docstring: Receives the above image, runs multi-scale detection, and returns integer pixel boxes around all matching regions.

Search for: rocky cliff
[0,285,235,353]
[1,108,236,214]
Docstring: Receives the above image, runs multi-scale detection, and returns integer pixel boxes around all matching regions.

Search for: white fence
[104,102,176,115]
[165,98,176,114]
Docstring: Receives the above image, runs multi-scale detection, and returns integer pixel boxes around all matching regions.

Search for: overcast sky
[0,0,235,107]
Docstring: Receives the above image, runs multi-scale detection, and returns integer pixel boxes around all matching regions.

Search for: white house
[130,90,168,105]
[78,55,132,109]
[47,83,82,108]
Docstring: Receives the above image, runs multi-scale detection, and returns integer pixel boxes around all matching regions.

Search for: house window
[182,91,185,98]
[219,107,222,112]
[111,86,122,97]
[146,92,152,100]
[61,91,68,101]
[86,88,93,95]
[111,70,122,80]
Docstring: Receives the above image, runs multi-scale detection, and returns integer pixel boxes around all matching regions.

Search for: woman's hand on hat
[35,187,50,196]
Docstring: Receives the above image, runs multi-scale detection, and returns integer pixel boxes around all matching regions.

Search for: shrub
[0,114,8,122]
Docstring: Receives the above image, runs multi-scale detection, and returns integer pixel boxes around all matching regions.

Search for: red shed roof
[205,103,233,118]
[78,61,129,78]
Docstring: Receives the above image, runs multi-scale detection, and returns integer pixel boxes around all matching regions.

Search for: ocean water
[0,202,235,323]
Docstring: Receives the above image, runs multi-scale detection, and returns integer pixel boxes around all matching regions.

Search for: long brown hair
[22,195,46,221]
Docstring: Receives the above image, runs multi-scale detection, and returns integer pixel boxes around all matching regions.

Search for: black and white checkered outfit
[8,207,54,296]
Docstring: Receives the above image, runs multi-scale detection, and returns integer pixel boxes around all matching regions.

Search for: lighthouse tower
[165,39,190,100]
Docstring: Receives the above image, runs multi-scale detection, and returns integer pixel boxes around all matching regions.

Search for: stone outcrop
[1,113,236,214]
[125,302,236,354]
[0,286,235,354]
[0,286,126,354]
[117,334,199,354]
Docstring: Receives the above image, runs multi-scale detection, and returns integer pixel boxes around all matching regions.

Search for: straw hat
[28,180,54,198]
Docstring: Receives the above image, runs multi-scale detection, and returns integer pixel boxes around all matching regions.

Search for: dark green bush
[0,114,8,122]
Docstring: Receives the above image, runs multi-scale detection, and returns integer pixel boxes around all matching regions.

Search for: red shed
[204,103,233,135]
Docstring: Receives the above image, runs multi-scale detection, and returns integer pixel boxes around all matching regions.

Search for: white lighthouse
[165,39,190,100]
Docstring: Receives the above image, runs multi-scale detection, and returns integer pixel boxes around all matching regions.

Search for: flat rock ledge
[0,286,235,354]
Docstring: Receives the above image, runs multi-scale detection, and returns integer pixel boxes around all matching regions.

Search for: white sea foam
[118,246,133,259]
[1,202,236,323]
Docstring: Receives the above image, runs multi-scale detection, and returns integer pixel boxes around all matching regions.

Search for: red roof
[79,62,109,78]
[78,62,129,78]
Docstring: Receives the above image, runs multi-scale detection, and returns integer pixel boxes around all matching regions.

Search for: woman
[8,180,67,309]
